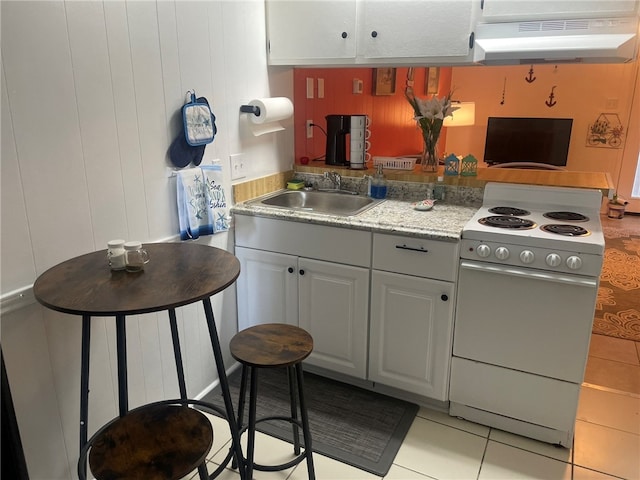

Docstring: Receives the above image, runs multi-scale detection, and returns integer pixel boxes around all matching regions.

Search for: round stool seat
[89,404,213,480]
[229,324,316,479]
[230,323,313,368]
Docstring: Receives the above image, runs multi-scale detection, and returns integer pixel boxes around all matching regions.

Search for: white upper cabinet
[359,1,475,62]
[265,0,477,66]
[266,1,357,64]
[480,0,638,22]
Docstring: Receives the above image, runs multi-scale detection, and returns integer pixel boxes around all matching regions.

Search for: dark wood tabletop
[33,243,240,316]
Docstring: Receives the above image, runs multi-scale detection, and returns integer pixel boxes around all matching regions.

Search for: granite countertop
[294,165,614,197]
[231,192,478,242]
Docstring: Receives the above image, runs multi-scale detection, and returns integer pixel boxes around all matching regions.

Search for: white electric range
[450,183,605,447]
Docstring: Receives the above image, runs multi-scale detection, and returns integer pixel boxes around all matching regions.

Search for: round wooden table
[33,243,245,480]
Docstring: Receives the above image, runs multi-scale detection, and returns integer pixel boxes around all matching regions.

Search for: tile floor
[188,214,640,480]
[187,332,640,480]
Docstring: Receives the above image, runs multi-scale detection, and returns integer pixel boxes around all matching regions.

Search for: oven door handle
[460,261,598,288]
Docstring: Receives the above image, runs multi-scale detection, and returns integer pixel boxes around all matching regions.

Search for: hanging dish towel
[201,165,229,233]
[176,166,228,240]
[177,167,214,240]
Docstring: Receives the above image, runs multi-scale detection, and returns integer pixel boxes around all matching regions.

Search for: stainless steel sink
[250,190,381,216]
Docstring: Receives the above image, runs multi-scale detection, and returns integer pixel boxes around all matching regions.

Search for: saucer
[412,199,435,211]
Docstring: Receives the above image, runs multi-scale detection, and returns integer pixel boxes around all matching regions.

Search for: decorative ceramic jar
[460,155,478,176]
[444,154,460,176]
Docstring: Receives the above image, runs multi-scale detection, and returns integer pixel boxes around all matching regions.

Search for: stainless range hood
[473,17,639,64]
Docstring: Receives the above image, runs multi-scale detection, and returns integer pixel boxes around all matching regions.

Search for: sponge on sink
[287,179,305,190]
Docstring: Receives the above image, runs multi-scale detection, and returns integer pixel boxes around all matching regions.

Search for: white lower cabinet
[369,271,455,401]
[234,215,460,400]
[298,258,369,378]
[235,247,298,331]
[234,215,371,378]
[369,233,458,401]
[235,247,370,378]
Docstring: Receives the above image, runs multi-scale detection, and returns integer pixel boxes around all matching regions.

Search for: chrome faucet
[324,171,341,190]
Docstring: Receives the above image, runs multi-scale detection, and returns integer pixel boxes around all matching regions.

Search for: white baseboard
[194,361,242,401]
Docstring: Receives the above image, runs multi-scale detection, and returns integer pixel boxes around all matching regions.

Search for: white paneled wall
[0,1,293,478]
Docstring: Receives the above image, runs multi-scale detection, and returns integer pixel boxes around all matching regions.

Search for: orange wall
[294,67,452,164]
[447,63,637,175]
[294,63,638,180]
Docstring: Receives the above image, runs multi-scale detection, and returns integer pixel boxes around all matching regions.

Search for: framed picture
[426,67,440,95]
[372,68,396,95]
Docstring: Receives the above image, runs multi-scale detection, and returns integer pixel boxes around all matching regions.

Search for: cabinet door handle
[299,269,305,276]
[341,31,348,39]
[395,244,428,253]
[371,30,378,38]
[288,267,294,274]
[441,294,449,302]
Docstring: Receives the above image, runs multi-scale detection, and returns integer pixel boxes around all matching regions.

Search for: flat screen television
[483,117,573,167]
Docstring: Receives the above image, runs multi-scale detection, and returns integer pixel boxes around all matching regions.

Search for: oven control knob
[520,250,535,264]
[566,256,583,270]
[495,246,510,260]
[546,253,562,267]
[476,244,491,258]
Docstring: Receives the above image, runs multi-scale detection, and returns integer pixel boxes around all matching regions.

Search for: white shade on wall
[444,101,476,127]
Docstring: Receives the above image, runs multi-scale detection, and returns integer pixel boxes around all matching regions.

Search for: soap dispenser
[371,164,387,199]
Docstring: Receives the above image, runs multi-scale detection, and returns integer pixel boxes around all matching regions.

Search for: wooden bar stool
[78,402,213,480]
[230,323,316,480]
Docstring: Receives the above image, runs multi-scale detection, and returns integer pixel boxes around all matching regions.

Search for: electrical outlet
[353,78,363,94]
[230,153,246,180]
[306,120,313,139]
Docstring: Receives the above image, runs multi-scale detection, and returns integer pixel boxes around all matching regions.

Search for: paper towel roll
[247,97,293,136]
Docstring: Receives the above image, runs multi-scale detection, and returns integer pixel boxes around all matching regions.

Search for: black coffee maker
[325,115,350,166]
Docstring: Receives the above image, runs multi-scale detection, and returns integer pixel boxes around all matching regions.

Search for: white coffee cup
[349,150,371,168]
[350,115,370,129]
[350,139,370,152]
[350,128,371,140]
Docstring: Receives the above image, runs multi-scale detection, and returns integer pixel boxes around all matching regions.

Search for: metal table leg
[170,308,210,477]
[79,315,91,479]
[202,298,246,480]
[168,309,188,399]
[115,314,128,416]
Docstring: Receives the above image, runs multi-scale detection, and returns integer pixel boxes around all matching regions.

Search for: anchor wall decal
[545,86,557,107]
[525,66,536,83]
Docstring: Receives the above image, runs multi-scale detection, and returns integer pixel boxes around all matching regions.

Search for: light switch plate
[317,78,325,98]
[230,153,246,180]
[306,77,314,99]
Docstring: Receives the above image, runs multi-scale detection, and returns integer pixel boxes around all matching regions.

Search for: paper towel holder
[240,97,294,136]
[240,104,260,116]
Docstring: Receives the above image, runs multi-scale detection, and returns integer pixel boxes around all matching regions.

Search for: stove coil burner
[488,207,531,216]
[543,211,589,222]
[541,224,590,236]
[479,216,537,229]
